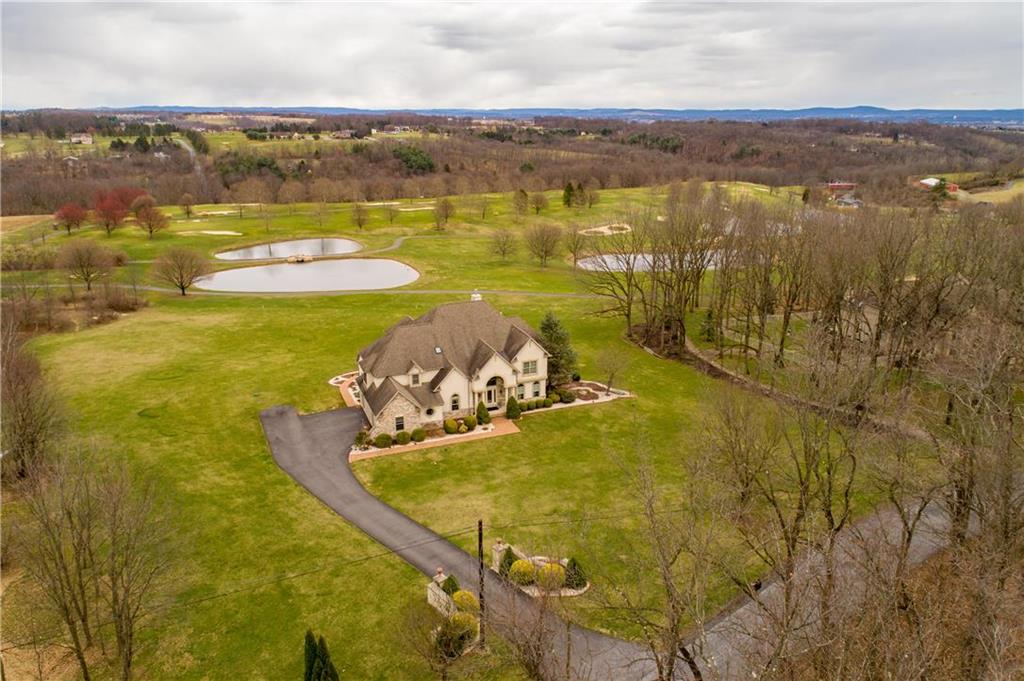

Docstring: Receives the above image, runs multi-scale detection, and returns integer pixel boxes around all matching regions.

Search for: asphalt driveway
[259,405,654,681]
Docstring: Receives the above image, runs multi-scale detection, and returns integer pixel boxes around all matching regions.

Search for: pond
[215,237,362,261]
[195,259,420,293]
[578,252,720,272]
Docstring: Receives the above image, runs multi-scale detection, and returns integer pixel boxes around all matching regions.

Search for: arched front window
[450,394,460,411]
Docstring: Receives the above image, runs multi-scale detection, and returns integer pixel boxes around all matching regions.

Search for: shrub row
[500,550,588,591]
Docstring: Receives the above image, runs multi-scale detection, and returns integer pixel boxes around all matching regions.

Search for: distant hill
[86,105,1023,125]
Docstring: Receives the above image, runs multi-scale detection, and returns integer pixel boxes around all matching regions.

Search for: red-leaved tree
[92,186,145,236]
[54,203,88,234]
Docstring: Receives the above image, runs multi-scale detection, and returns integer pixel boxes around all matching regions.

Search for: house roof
[359,300,545,380]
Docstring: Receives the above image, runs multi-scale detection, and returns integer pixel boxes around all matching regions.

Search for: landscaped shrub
[523,401,534,411]
[561,391,577,404]
[509,559,536,586]
[505,396,521,419]
[548,391,562,403]
[476,401,491,425]
[571,372,581,382]
[443,419,458,434]
[395,430,412,445]
[354,430,370,449]
[449,612,479,638]
[441,574,460,595]
[499,547,517,576]
[542,398,553,408]
[532,399,543,410]
[565,557,587,589]
[452,589,479,612]
[463,415,477,431]
[537,563,566,591]
[411,428,427,442]
[373,433,393,449]
[436,613,476,659]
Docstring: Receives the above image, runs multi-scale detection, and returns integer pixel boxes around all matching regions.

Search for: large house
[356,297,549,436]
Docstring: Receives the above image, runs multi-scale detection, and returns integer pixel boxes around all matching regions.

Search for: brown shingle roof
[358,300,543,379]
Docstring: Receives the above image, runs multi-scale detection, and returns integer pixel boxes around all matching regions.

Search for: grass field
[2,181,861,679]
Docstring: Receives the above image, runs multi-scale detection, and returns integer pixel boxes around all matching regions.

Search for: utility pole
[478,519,486,649]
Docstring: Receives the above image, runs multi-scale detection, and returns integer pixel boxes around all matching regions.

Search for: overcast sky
[2,1,1021,111]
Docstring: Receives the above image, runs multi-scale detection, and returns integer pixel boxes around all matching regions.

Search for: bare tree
[384,203,399,225]
[595,348,630,394]
[512,189,529,218]
[491,228,516,260]
[433,197,455,229]
[565,223,587,269]
[56,239,114,291]
[524,224,561,267]
[136,205,169,239]
[1,318,62,479]
[529,192,549,215]
[178,192,195,218]
[352,202,370,229]
[152,247,212,295]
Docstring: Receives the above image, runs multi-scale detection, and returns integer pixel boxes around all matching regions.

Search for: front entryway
[485,376,505,410]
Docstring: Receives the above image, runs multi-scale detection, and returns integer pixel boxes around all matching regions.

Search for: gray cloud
[1,1,1020,110]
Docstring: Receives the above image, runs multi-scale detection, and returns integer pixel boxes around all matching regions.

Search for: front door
[486,386,497,406]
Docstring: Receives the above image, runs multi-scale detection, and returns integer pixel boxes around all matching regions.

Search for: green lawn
[2,181,875,678]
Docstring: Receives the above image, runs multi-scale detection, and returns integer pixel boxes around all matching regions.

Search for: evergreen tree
[476,400,491,424]
[700,308,717,343]
[505,395,521,420]
[539,312,578,387]
[562,182,575,207]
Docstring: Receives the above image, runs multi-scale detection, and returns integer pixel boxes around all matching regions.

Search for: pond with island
[195,258,420,293]
[215,237,362,261]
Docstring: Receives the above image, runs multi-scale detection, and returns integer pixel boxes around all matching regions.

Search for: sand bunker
[580,223,632,236]
[180,230,243,236]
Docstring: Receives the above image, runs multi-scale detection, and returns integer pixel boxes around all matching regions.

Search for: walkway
[259,405,655,681]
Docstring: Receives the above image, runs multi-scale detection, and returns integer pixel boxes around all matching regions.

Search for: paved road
[259,405,656,681]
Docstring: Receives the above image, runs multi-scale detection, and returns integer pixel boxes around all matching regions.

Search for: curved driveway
[259,405,656,681]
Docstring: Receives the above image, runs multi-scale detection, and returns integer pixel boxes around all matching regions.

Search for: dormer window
[411,373,420,386]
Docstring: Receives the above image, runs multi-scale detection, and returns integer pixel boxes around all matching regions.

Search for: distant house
[919,177,959,192]
[827,181,857,193]
[69,133,93,145]
[331,130,355,139]
[356,297,549,436]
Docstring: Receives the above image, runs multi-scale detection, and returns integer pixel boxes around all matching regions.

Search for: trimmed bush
[509,559,536,586]
[542,398,553,408]
[441,574,460,595]
[505,396,521,419]
[395,430,412,445]
[411,427,427,442]
[476,400,491,425]
[463,415,477,431]
[373,433,393,449]
[452,589,479,612]
[443,418,458,434]
[548,391,562,403]
[499,547,517,576]
[354,430,370,449]
[436,614,476,659]
[565,557,587,589]
[523,401,534,412]
[532,399,543,410]
[449,612,479,637]
[537,563,566,591]
[561,391,577,404]
[571,372,581,382]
